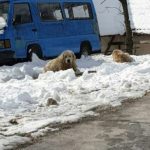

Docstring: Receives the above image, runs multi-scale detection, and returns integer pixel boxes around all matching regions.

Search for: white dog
[44,50,79,73]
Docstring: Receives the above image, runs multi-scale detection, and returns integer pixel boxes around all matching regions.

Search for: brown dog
[112,49,133,63]
[44,50,78,72]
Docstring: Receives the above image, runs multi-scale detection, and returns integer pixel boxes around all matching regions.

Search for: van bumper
[0,50,15,63]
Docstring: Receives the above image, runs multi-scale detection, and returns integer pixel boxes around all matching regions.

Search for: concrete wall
[133,35,150,55]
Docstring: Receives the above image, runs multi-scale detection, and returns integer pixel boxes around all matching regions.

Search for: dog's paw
[75,69,83,77]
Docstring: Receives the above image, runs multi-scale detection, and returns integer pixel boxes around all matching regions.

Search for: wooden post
[119,0,133,54]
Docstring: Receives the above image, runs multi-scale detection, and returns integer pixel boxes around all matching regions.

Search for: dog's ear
[60,53,66,63]
[72,53,76,61]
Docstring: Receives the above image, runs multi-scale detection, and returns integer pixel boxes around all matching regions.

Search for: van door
[13,3,37,58]
[63,2,96,53]
[37,2,64,57]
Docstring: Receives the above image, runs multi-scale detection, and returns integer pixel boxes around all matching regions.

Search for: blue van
[0,0,101,62]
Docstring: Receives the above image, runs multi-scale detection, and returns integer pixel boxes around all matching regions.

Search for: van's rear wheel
[27,45,42,61]
[80,43,91,58]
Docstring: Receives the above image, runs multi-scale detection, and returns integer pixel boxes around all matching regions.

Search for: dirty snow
[0,17,7,34]
[0,54,150,149]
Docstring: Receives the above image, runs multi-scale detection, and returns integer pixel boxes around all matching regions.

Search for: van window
[14,3,32,24]
[0,2,9,22]
[39,3,63,21]
[64,3,93,20]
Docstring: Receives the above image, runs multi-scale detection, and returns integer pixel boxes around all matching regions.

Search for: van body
[0,0,101,61]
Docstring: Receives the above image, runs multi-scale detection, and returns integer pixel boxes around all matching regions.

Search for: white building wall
[128,0,150,34]
[93,0,125,36]
[93,0,150,36]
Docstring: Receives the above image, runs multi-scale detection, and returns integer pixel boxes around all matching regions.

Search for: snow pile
[0,135,30,150]
[0,54,45,82]
[0,17,7,34]
[0,54,150,149]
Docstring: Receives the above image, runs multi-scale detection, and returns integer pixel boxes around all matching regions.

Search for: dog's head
[112,49,123,56]
[60,50,76,65]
